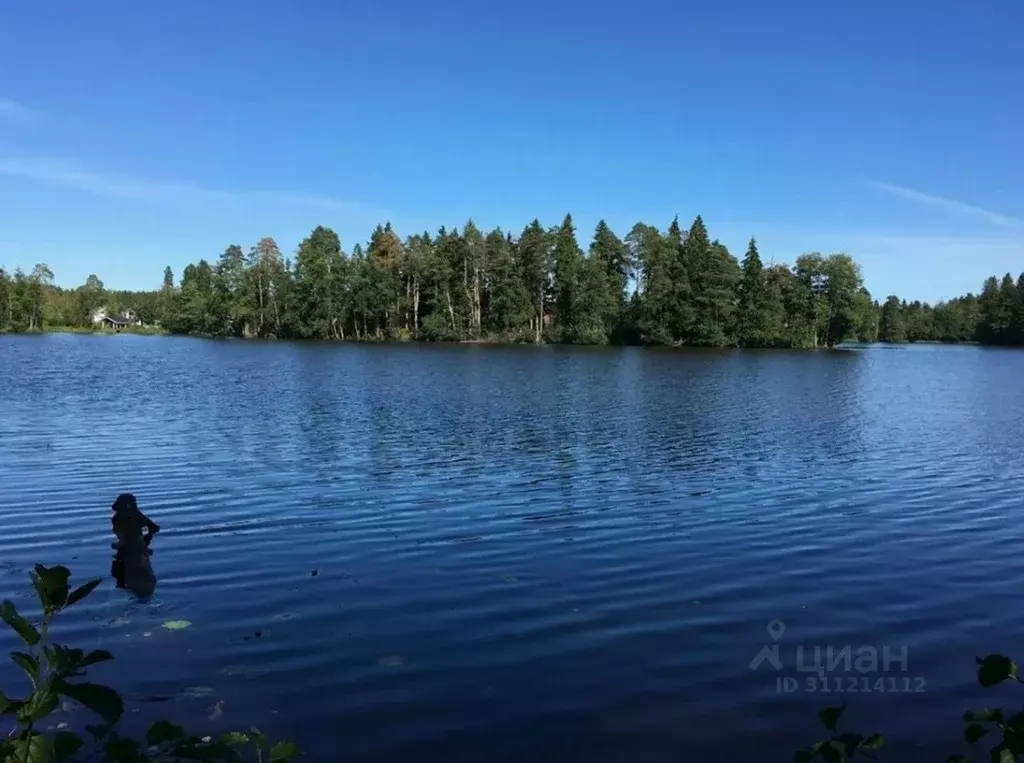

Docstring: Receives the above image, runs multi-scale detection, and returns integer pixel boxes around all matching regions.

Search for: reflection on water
[2,336,1024,762]
[111,542,157,598]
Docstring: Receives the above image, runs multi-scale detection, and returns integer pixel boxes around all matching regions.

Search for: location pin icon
[767,619,786,641]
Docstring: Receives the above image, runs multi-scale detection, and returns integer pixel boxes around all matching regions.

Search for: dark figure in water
[110,493,160,597]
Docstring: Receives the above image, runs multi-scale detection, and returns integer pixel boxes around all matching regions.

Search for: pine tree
[461,220,486,339]
[737,237,766,346]
[213,246,246,337]
[666,217,695,342]
[1013,273,1024,344]
[551,214,584,342]
[484,228,531,338]
[246,238,285,337]
[517,220,551,343]
[587,220,629,340]
[403,232,434,338]
[0,267,10,331]
[366,223,405,338]
[626,222,673,345]
[686,216,737,346]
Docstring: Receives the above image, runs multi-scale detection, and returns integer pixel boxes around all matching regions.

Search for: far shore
[6,327,983,351]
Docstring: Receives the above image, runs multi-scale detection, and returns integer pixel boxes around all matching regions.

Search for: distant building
[92,307,142,331]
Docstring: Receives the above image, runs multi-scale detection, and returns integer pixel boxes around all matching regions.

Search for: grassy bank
[42,324,169,336]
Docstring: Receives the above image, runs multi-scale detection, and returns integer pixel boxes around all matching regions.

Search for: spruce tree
[551,214,584,342]
[737,237,766,346]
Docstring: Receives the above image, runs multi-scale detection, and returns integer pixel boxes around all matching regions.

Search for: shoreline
[3,328,986,350]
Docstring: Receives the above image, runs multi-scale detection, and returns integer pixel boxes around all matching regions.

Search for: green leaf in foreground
[976,654,1018,687]
[221,732,250,745]
[964,723,988,743]
[55,680,124,725]
[819,703,845,732]
[84,723,111,741]
[1,600,41,647]
[269,741,298,762]
[103,736,148,763]
[6,733,53,763]
[861,733,884,750]
[65,579,102,609]
[18,687,58,724]
[147,719,186,746]
[964,708,1004,724]
[52,731,83,762]
[79,649,114,669]
[249,727,268,752]
[32,564,71,613]
[994,747,1016,763]
[10,651,40,683]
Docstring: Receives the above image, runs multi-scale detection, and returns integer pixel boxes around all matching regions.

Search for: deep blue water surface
[2,334,1024,761]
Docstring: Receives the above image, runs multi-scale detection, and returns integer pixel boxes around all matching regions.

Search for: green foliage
[793,703,884,762]
[550,214,584,343]
[797,653,1024,762]
[5,218,1023,348]
[1,564,297,763]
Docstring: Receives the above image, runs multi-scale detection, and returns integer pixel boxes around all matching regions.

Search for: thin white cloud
[0,156,390,216]
[0,98,35,124]
[867,180,1024,229]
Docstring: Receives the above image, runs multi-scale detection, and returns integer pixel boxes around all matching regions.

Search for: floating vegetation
[218,664,265,680]
[161,619,192,630]
[178,686,214,699]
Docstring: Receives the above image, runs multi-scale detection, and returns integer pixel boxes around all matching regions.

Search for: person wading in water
[110,493,160,597]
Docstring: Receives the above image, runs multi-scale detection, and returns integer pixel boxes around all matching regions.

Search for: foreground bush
[1,564,297,763]
[797,654,1024,762]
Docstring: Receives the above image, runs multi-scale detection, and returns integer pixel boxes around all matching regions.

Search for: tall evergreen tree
[25,211,1024,350]
[627,223,673,345]
[517,220,551,343]
[666,217,695,342]
[245,238,286,337]
[587,220,629,339]
[0,267,10,331]
[212,246,247,337]
[461,220,486,339]
[737,237,768,346]
[1013,273,1024,344]
[551,214,584,342]
[686,216,736,346]
[484,228,531,338]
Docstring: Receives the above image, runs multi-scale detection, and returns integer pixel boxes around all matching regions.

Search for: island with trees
[2,214,1022,348]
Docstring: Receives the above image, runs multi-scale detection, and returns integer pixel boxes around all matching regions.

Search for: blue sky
[0,0,1021,302]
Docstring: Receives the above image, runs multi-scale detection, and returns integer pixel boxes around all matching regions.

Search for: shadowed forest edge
[2,215,1023,347]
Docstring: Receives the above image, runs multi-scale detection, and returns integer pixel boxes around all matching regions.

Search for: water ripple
[2,337,1024,761]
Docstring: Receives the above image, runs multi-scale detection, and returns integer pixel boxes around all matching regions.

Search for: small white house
[92,307,141,330]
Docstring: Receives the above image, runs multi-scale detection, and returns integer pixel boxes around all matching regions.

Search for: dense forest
[1,215,1023,347]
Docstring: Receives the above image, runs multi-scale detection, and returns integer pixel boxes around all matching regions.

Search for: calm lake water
[2,334,1024,761]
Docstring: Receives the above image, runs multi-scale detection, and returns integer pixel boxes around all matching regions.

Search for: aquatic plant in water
[1,564,297,762]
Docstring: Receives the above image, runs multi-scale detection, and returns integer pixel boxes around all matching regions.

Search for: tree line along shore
[2,215,1022,347]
